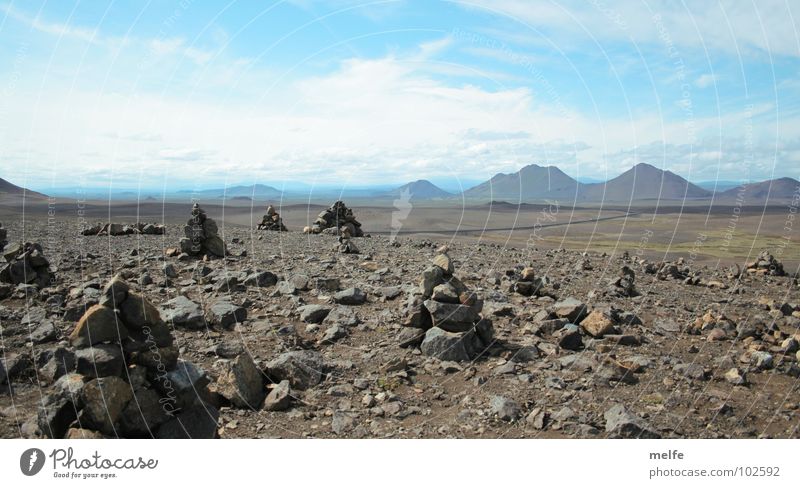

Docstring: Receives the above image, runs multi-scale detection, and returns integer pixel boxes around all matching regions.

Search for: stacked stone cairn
[256,204,287,231]
[337,226,359,254]
[745,250,785,276]
[179,203,226,258]
[303,200,364,236]
[38,275,218,439]
[510,266,553,298]
[607,265,637,297]
[82,222,166,236]
[401,248,493,361]
[0,242,54,289]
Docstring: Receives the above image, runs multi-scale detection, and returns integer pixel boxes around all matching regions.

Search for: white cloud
[1,3,99,43]
[461,0,800,58]
[694,74,717,88]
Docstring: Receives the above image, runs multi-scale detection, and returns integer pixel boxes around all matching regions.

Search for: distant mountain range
[461,163,797,204]
[178,184,283,200]
[4,164,799,204]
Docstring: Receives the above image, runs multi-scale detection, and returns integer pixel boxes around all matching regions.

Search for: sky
[1,0,799,192]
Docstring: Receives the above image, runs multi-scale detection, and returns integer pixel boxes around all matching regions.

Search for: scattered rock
[208,299,247,328]
[263,380,292,411]
[214,354,265,408]
[266,350,326,389]
[490,395,521,422]
[604,404,660,438]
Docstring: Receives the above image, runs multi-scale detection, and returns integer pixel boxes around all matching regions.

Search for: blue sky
[1,0,799,192]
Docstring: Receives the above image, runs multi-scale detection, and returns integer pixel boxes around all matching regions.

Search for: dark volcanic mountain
[717,177,800,203]
[462,164,583,201]
[386,180,452,200]
[580,163,711,201]
[0,177,47,199]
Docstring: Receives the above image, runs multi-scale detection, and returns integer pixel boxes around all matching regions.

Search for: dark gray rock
[75,344,125,379]
[315,277,341,292]
[208,299,247,328]
[156,360,211,411]
[156,403,219,439]
[31,321,59,344]
[554,324,583,351]
[159,295,205,329]
[490,395,521,421]
[244,271,278,287]
[265,350,326,389]
[323,306,359,327]
[604,404,660,438]
[321,325,347,343]
[423,300,480,332]
[397,327,426,348]
[333,287,367,305]
[275,281,297,295]
[214,354,265,408]
[420,327,482,361]
[38,395,77,439]
[119,388,171,437]
[553,298,588,323]
[38,346,75,383]
[674,363,707,380]
[79,376,133,434]
[297,304,331,324]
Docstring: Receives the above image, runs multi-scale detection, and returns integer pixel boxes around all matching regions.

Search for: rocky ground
[1,217,799,439]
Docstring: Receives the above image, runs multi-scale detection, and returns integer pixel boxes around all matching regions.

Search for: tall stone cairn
[303,200,364,236]
[37,275,218,439]
[0,241,54,289]
[745,250,786,276]
[336,226,359,254]
[257,204,288,231]
[179,203,226,258]
[401,249,493,361]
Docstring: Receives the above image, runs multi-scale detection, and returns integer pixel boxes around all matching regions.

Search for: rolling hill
[385,180,452,200]
[462,164,583,201]
[579,163,711,201]
[717,177,800,203]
